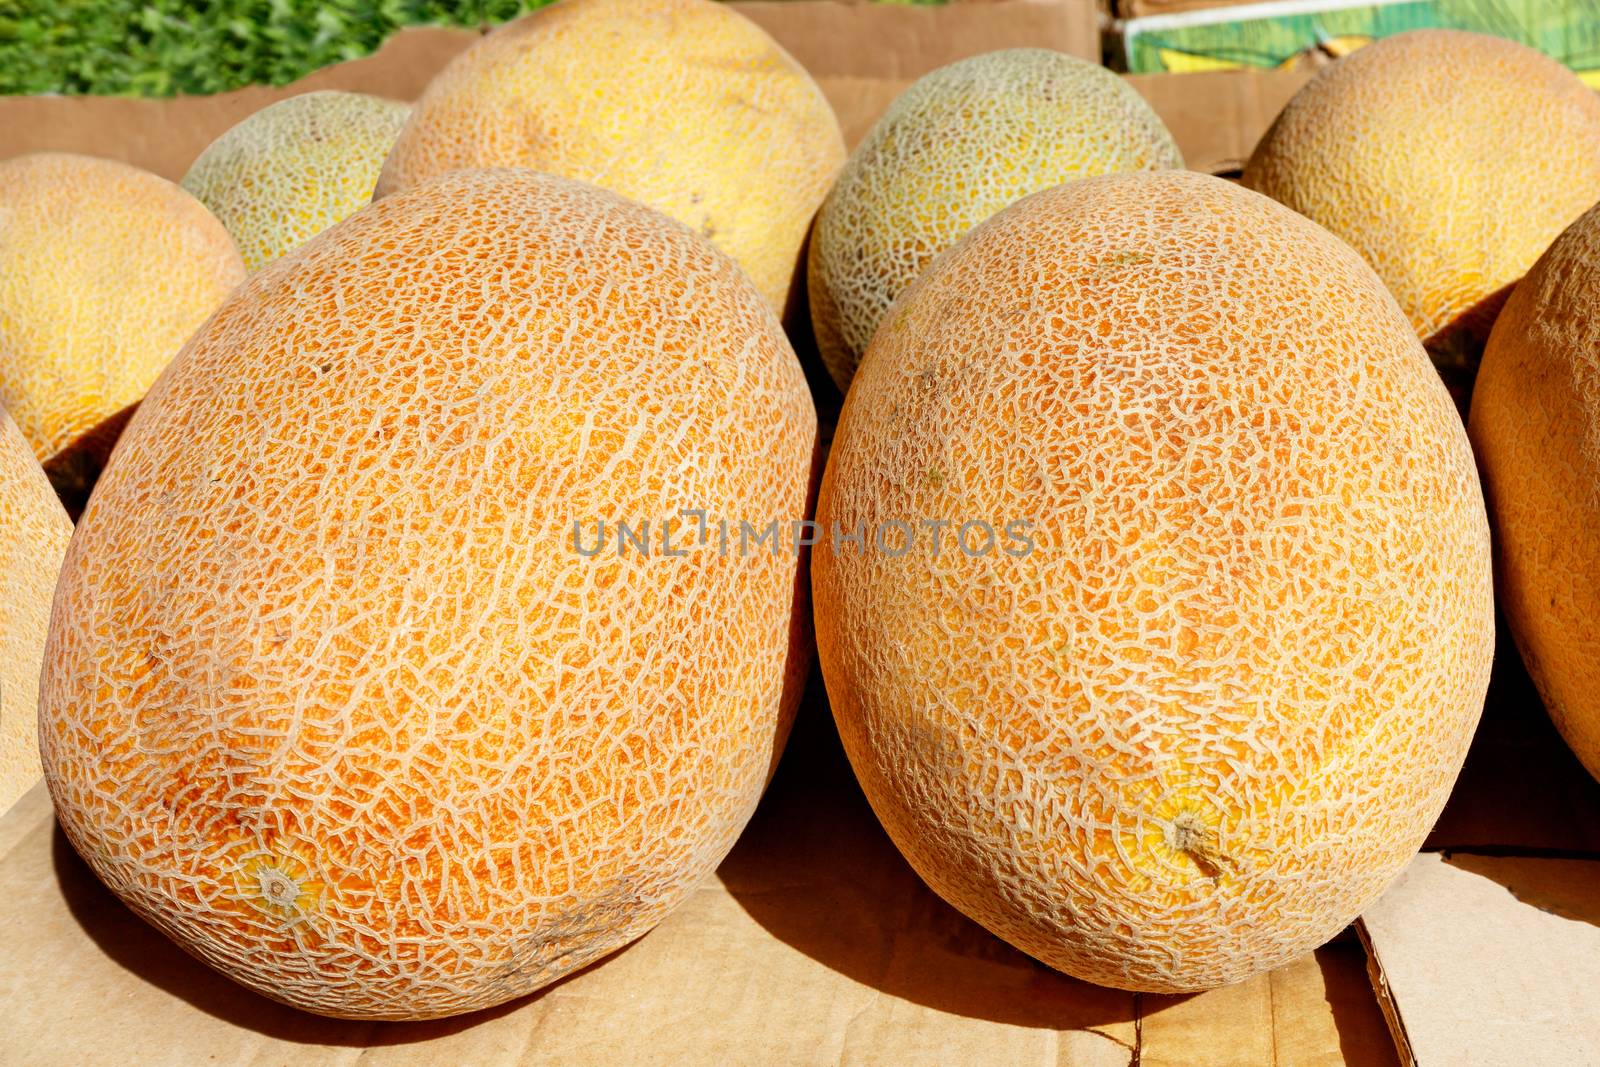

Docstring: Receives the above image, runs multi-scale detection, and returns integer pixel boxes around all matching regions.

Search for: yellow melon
[1470,201,1600,783]
[377,0,845,313]
[0,408,71,814]
[1243,30,1600,402]
[0,153,246,502]
[182,91,411,272]
[39,169,816,1020]
[813,170,1493,992]
[808,48,1182,391]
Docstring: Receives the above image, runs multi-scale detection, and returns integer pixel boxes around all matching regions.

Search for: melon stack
[2,0,1594,1031]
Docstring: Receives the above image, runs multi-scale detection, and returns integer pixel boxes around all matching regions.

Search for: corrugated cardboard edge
[1354,918,1415,1067]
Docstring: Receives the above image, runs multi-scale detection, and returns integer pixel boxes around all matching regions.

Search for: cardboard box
[0,14,1286,184]
[1129,66,1308,173]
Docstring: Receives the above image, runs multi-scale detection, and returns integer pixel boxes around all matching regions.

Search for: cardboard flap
[1127,67,1309,173]
[1361,852,1600,1066]
[739,0,1100,78]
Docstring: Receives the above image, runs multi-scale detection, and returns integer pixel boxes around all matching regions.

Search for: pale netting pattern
[1245,30,1600,346]
[40,169,816,1019]
[1470,199,1600,782]
[808,48,1182,390]
[183,90,411,272]
[814,170,1494,992]
[0,153,246,462]
[377,0,844,313]
[0,408,71,812]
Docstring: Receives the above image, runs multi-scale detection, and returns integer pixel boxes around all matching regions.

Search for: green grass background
[0,0,942,96]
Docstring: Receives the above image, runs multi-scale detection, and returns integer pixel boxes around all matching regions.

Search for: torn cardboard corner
[0,0,1101,180]
[1360,853,1600,1067]
[0,698,1397,1066]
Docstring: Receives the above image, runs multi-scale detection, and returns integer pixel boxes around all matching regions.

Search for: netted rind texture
[40,168,817,1020]
[1470,201,1600,783]
[1243,30,1600,354]
[376,0,845,313]
[808,48,1182,391]
[0,153,246,464]
[813,170,1494,993]
[182,91,411,272]
[0,409,70,814]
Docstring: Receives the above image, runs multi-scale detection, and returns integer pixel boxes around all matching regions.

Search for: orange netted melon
[377,0,845,313]
[1243,30,1600,402]
[0,408,71,815]
[813,170,1494,992]
[0,153,246,504]
[182,91,411,272]
[1471,201,1600,783]
[39,168,816,1020]
[808,48,1182,391]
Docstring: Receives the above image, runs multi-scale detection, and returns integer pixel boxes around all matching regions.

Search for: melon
[0,409,71,814]
[182,91,411,272]
[1470,201,1600,783]
[39,168,816,1019]
[0,153,246,502]
[1243,30,1600,403]
[808,48,1182,391]
[377,0,845,313]
[813,170,1493,992]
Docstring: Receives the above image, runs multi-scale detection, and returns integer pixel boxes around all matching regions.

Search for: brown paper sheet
[0,689,1398,1065]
